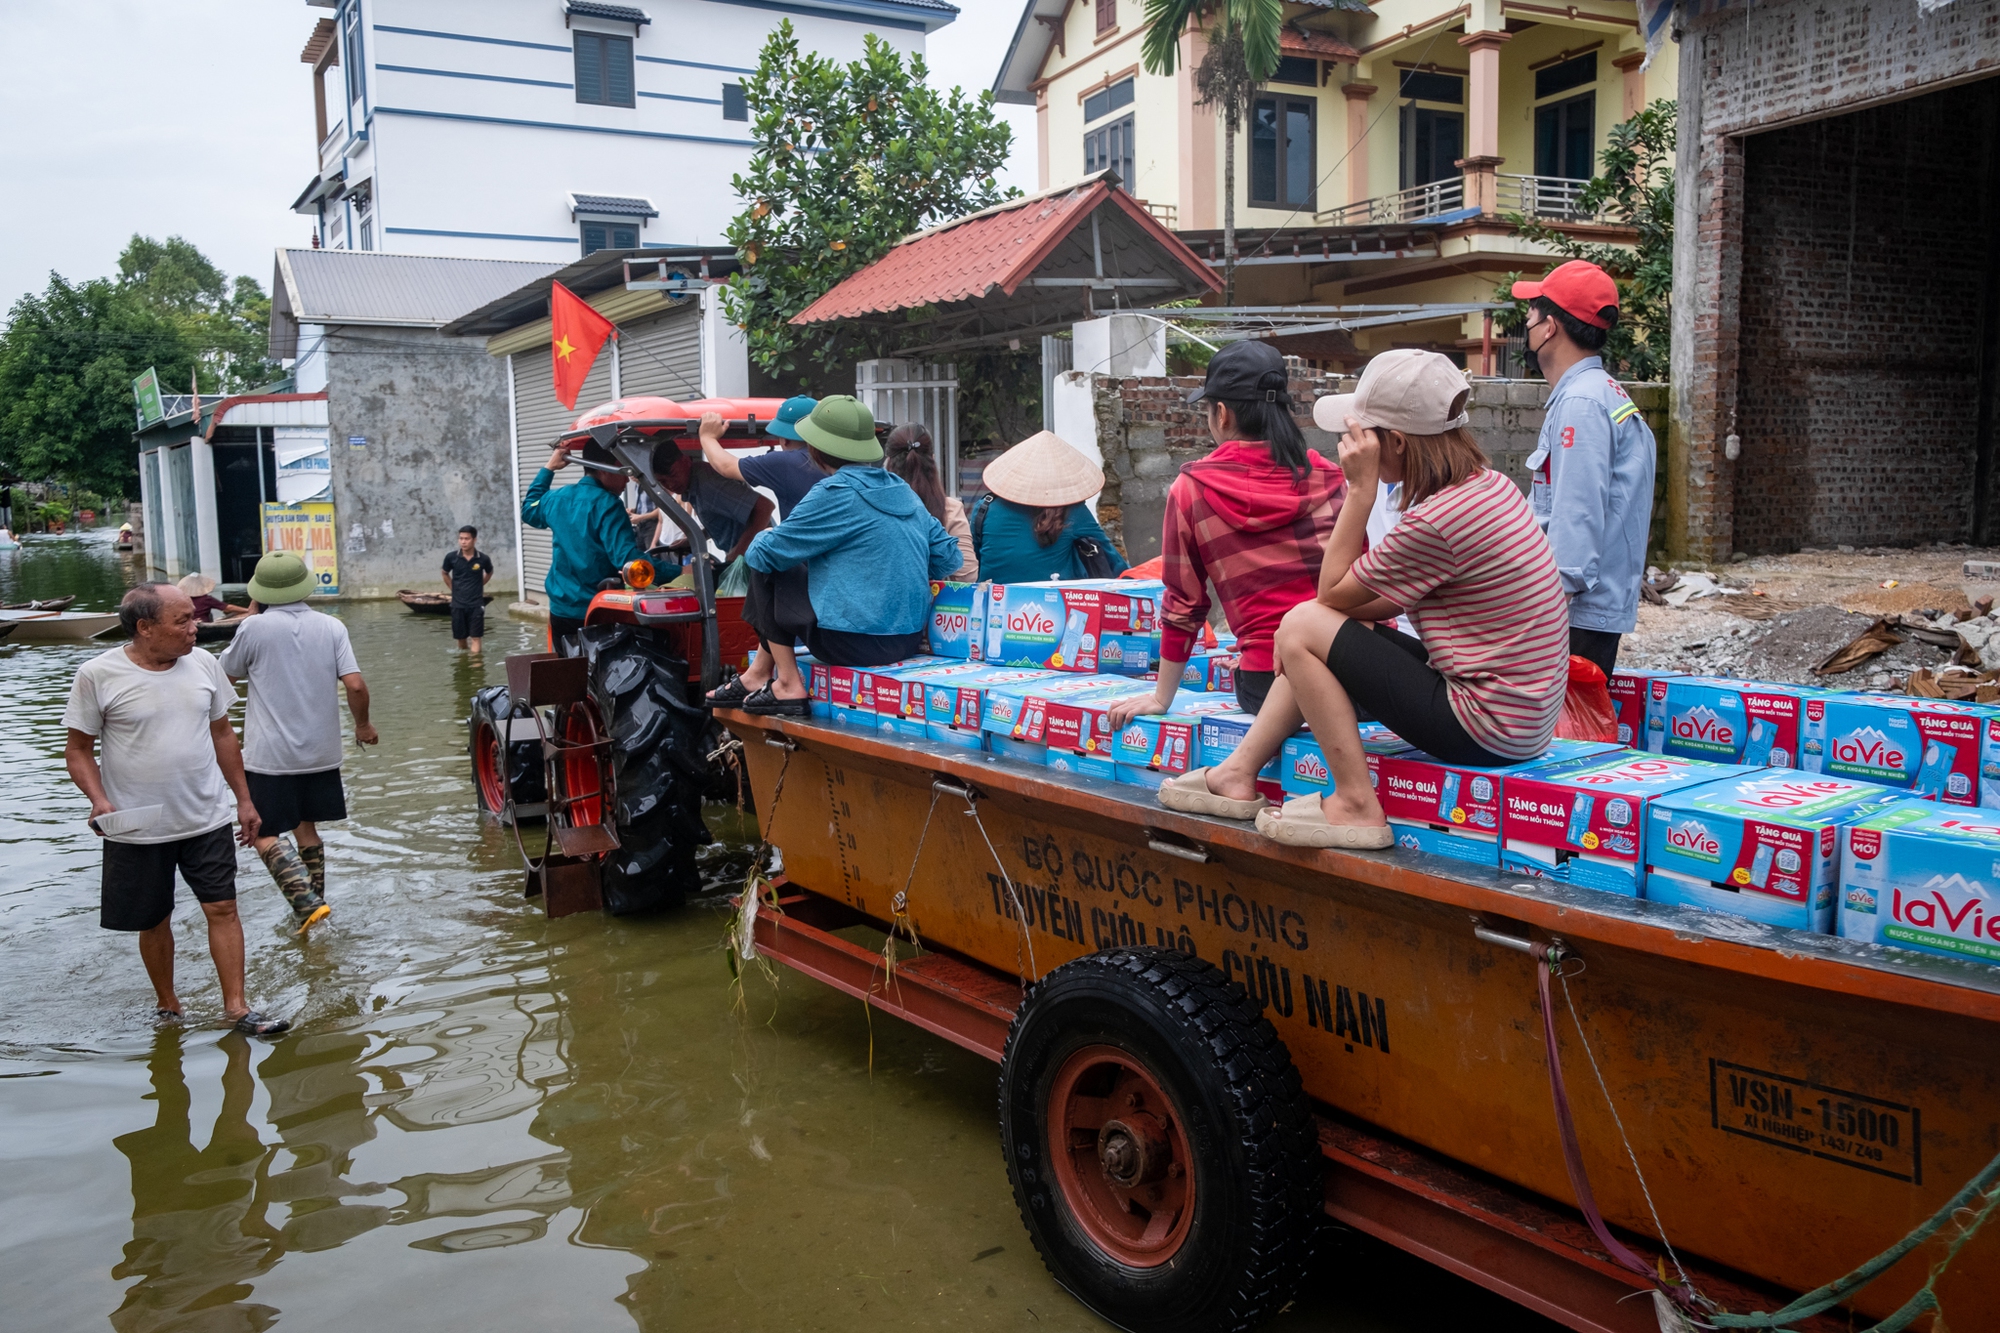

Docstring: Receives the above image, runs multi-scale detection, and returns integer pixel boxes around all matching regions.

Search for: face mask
[1521,318,1548,379]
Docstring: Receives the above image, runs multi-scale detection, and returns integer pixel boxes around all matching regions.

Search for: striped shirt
[1351,469,1569,758]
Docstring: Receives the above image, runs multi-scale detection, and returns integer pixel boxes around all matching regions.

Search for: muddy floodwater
[0,532,1558,1332]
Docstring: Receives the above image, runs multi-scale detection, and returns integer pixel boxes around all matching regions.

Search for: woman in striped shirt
[1256,350,1571,848]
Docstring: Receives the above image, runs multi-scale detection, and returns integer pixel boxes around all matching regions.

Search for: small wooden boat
[0,622,16,642]
[0,609,119,642]
[399,590,492,615]
[114,537,137,552]
[2,595,75,612]
[195,615,247,643]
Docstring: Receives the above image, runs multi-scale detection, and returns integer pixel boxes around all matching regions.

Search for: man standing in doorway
[219,552,378,932]
[442,525,494,652]
[63,582,288,1033]
[520,440,667,651]
[1512,259,1657,677]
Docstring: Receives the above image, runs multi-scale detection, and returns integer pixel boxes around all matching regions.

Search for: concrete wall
[1669,0,2000,558]
[1085,367,1666,564]
[324,325,518,597]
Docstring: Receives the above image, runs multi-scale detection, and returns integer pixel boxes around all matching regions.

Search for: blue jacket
[972,497,1129,585]
[1528,357,1657,635]
[745,465,961,635]
[520,467,659,619]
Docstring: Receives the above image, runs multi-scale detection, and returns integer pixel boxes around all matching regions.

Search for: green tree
[1494,100,1675,380]
[1141,0,1286,306]
[0,235,275,495]
[722,22,1016,382]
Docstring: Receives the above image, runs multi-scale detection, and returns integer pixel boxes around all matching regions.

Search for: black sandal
[741,685,811,718]
[155,1008,184,1027]
[230,1010,292,1036]
[706,676,752,708]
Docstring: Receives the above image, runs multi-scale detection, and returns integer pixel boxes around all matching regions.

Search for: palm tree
[1141,0,1285,306]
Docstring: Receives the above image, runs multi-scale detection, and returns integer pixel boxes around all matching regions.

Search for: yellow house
[995,0,1675,367]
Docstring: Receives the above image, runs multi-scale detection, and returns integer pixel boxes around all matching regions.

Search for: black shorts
[1234,669,1274,716]
[102,825,237,931]
[452,603,486,640]
[1569,627,1621,678]
[247,768,347,837]
[1325,621,1515,767]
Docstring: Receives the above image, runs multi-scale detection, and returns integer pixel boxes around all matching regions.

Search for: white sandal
[1254,795,1393,849]
[1156,767,1268,820]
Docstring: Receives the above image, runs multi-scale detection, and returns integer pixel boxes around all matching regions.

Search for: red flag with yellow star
[549,280,615,410]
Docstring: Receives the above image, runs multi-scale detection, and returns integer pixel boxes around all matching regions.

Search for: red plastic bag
[1555,655,1619,743]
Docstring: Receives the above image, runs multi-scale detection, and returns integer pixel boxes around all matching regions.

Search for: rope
[956,790,1038,985]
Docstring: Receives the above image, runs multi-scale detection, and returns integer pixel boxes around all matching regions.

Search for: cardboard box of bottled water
[1178,650,1237,694]
[1646,676,1819,769]
[1278,724,1414,797]
[977,675,1138,759]
[978,581,1162,673]
[1645,770,1902,931]
[1500,751,1747,896]
[1366,740,1625,869]
[1197,711,1285,800]
[922,667,1057,749]
[1047,748,1118,781]
[1801,694,1990,806]
[864,659,989,732]
[1839,800,2000,966]
[1111,695,1242,782]
[926,581,984,659]
[1607,669,1684,748]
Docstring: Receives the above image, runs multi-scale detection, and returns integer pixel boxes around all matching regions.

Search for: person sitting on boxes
[706,397,963,717]
[1253,350,1572,848]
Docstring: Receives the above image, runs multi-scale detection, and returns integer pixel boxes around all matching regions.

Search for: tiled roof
[1281,26,1360,61]
[791,174,1218,325]
[564,2,651,23]
[569,192,659,217]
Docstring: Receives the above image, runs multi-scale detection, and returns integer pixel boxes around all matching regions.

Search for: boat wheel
[999,948,1322,1333]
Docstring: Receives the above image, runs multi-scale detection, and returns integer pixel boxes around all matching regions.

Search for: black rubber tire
[468,685,545,814]
[999,948,1322,1333]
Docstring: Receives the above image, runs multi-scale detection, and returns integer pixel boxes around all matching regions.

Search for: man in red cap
[1511,259,1656,677]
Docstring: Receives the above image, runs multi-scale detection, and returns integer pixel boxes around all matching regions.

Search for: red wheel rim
[556,702,606,827]
[473,721,507,812]
[1046,1044,1196,1268]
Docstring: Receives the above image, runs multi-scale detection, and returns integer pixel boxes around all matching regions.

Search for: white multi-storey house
[294,0,958,261]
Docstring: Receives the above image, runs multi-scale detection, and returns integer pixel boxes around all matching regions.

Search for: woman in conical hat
[968,430,1128,585]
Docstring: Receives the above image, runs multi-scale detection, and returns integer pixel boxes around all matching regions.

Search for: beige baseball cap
[1312,349,1471,436]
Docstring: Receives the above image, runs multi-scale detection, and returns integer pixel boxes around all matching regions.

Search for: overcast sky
[0,0,1035,314]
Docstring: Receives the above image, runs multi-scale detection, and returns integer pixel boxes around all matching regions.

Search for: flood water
[0,531,1559,1332]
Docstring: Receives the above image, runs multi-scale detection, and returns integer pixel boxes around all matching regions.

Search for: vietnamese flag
[550,280,616,409]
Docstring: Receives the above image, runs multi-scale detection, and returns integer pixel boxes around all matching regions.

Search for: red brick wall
[1732,83,1997,550]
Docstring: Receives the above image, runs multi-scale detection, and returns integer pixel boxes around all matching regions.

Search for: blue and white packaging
[1644,770,1901,931]
[922,667,1058,747]
[1607,669,1684,748]
[1279,724,1413,797]
[925,581,984,659]
[1368,739,1621,868]
[1802,694,1991,807]
[990,734,1049,765]
[1500,751,1747,896]
[1113,695,1240,783]
[1198,711,1285,800]
[1047,749,1118,781]
[1840,801,2000,966]
[1646,677,1818,768]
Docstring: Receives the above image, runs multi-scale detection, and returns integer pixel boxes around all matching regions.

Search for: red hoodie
[1159,441,1347,674]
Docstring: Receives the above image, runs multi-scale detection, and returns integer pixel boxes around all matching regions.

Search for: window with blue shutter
[575,33,634,108]
[722,83,748,121]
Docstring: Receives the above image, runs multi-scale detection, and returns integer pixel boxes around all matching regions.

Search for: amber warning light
[623,558,655,590]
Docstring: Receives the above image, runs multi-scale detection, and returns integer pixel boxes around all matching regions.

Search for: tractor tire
[999,948,1322,1333]
[575,622,710,914]
[469,685,545,815]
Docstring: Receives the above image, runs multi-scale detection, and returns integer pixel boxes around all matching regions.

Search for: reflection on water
[0,532,1554,1332]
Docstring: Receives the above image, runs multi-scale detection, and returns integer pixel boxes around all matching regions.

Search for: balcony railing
[1315,178,1464,227]
[1496,173,1607,223]
[1138,199,1178,229]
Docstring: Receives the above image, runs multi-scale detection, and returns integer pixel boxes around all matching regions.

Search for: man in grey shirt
[219,552,378,932]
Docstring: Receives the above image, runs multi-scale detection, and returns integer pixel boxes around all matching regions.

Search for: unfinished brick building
[1669,0,2000,558]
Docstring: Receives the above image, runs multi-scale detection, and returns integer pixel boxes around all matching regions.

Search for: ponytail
[1213,385,1310,484]
[884,424,948,523]
[1031,506,1069,546]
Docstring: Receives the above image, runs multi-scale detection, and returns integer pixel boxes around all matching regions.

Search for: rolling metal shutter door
[616,303,703,403]
[513,350,612,603]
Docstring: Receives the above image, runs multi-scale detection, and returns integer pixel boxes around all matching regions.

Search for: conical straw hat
[981,431,1104,508]
[178,572,218,597]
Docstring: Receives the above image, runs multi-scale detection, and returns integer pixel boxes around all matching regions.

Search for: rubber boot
[259,837,330,934]
[299,843,326,903]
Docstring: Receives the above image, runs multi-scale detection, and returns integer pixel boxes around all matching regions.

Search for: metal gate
[856,359,958,493]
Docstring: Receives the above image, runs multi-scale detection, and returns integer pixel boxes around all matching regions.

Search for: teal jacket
[520,467,659,619]
[745,465,961,635]
[973,497,1129,585]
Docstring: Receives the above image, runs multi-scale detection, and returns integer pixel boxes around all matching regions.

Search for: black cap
[1185,339,1289,405]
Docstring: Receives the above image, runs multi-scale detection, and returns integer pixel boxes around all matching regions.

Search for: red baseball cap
[1511,260,1619,328]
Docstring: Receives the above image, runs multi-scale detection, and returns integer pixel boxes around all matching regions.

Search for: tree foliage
[1494,100,1676,381]
[722,22,1016,382]
[0,235,276,494]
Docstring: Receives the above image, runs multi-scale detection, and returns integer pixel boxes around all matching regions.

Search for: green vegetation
[0,236,275,496]
[1141,0,1288,306]
[722,21,1016,383]
[1495,100,1676,381]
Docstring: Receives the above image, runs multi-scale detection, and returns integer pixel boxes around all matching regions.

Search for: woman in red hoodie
[1107,341,1346,818]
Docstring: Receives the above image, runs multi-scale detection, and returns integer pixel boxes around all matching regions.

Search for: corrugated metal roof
[274,249,564,327]
[564,1,651,23]
[570,192,659,218]
[790,176,1219,325]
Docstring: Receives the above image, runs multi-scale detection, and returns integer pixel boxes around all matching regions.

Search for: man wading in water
[63,583,288,1032]
[220,552,377,932]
